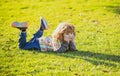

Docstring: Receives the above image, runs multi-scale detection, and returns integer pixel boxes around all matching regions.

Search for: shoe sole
[40,17,48,29]
[11,22,28,28]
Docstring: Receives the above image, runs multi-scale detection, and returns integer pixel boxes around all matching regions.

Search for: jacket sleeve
[56,42,69,53]
[69,41,76,51]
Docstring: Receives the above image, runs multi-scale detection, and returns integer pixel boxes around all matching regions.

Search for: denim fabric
[18,30,43,50]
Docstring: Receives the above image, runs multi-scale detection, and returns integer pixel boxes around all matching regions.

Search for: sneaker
[40,17,48,30]
[11,22,28,28]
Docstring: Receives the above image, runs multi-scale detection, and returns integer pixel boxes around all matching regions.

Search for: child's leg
[29,29,43,42]
[13,16,48,50]
[19,30,43,50]
[18,32,27,49]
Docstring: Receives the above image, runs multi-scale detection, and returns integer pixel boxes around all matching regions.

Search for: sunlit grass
[0,0,120,76]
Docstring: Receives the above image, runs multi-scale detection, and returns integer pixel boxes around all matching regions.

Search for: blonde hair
[52,22,75,42]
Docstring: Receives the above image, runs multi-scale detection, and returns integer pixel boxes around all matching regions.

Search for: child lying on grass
[11,17,76,52]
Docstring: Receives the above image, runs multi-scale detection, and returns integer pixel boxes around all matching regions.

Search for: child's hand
[69,33,75,42]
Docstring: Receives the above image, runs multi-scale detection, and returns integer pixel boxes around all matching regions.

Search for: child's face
[63,33,74,42]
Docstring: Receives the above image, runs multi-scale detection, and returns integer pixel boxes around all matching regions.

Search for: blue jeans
[19,30,43,50]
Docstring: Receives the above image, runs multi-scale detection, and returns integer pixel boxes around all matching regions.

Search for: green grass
[0,0,120,76]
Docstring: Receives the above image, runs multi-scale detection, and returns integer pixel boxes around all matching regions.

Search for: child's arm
[69,40,76,51]
[56,42,69,52]
[52,35,70,52]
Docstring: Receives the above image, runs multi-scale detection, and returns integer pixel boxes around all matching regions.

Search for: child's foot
[40,17,48,31]
[11,22,28,31]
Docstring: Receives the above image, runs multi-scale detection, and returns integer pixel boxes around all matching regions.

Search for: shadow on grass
[105,5,120,14]
[40,50,120,67]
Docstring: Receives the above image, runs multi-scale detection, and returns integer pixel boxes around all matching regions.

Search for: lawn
[0,0,120,76]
